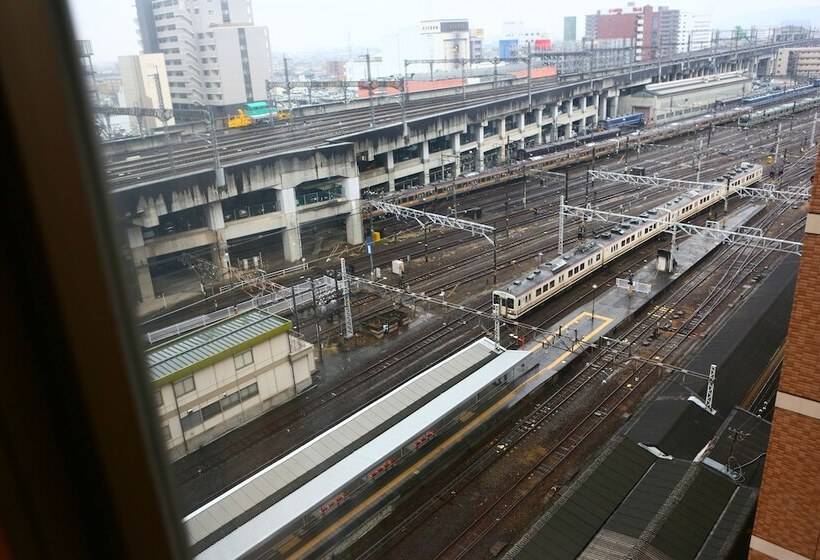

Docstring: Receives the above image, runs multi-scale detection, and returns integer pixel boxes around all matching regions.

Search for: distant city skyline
[69,0,820,65]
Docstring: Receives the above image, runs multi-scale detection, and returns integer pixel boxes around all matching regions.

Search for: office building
[149,309,315,459]
[585,5,680,62]
[134,0,273,112]
[678,12,711,52]
[564,16,577,42]
[470,28,485,61]
[774,47,820,80]
[419,19,470,69]
[119,54,175,132]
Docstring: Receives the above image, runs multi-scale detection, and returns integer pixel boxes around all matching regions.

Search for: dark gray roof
[513,439,655,560]
[695,486,758,560]
[651,466,738,560]
[625,382,722,460]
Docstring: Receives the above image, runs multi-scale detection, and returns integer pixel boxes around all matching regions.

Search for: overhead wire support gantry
[368,199,499,284]
[560,203,804,256]
[587,169,812,204]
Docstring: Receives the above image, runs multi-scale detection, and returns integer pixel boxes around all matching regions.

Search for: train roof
[497,164,760,299]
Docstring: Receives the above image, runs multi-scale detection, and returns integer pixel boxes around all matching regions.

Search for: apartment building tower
[134,0,272,112]
[585,5,680,62]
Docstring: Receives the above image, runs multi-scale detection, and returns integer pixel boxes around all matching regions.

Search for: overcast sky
[68,0,820,64]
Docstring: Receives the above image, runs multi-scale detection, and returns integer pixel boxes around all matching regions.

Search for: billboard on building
[499,39,519,58]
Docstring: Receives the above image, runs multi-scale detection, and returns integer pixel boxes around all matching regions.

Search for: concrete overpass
[105,40,811,310]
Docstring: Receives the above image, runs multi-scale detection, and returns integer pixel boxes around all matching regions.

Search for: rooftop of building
[146,308,291,386]
[636,71,751,97]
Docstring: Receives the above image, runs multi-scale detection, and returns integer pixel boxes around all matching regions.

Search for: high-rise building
[470,28,484,61]
[678,12,711,52]
[119,54,175,133]
[564,16,577,42]
[501,20,550,57]
[419,19,470,69]
[774,47,820,80]
[134,0,272,112]
[584,5,680,62]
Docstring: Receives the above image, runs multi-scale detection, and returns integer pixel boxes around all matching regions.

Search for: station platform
[510,203,766,405]
[188,338,532,559]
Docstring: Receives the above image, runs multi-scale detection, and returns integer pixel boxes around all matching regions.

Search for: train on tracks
[377,106,756,211]
[741,81,820,107]
[226,101,292,128]
[492,162,764,319]
[738,94,820,128]
[185,338,535,559]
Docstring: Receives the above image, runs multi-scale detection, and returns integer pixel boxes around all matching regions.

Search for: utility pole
[340,258,354,339]
[461,58,467,100]
[527,41,533,108]
[774,122,782,164]
[310,279,323,363]
[558,194,565,256]
[811,111,818,147]
[365,51,375,126]
[696,138,704,182]
[282,55,292,110]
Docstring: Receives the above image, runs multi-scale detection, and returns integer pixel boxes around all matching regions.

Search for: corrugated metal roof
[146,309,290,384]
[651,467,737,560]
[514,439,655,560]
[185,337,501,550]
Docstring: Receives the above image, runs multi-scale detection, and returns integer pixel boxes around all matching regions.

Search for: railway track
[171,111,813,515]
[358,197,805,560]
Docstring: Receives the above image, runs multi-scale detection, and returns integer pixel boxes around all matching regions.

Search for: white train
[492,162,764,319]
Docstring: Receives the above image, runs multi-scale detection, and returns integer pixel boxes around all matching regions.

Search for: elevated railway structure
[105,41,814,310]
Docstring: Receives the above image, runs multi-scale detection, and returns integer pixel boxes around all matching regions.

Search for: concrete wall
[156,333,315,459]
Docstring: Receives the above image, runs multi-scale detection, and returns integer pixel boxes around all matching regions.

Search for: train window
[568,269,574,278]
[580,263,584,271]
[549,280,555,289]
[507,298,515,309]
[596,254,601,262]
[536,288,542,296]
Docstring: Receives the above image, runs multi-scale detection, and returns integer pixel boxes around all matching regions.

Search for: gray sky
[68,0,820,64]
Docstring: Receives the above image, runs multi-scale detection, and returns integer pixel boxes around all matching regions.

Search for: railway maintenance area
[117,46,820,560]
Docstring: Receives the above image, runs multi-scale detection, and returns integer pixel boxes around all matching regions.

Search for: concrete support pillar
[277,188,302,263]
[386,150,396,192]
[535,108,544,143]
[592,93,600,128]
[598,92,607,121]
[342,177,364,245]
[551,104,559,141]
[498,117,507,161]
[421,140,430,184]
[205,201,229,273]
[477,125,485,172]
[127,225,155,303]
[519,111,526,133]
[567,98,574,136]
[609,94,619,118]
[451,133,462,175]
[579,96,588,135]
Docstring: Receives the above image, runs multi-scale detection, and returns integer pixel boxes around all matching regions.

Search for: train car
[600,112,645,130]
[492,162,763,319]
[518,129,622,159]
[226,101,292,128]
[739,95,820,127]
[741,83,818,107]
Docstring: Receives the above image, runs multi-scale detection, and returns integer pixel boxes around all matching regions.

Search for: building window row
[233,349,254,370]
[152,0,178,7]
[206,93,224,100]
[178,382,259,431]
[173,375,195,398]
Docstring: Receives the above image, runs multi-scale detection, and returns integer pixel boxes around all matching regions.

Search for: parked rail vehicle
[599,112,645,130]
[492,162,764,319]
[379,107,754,211]
[741,82,819,107]
[518,129,623,159]
[226,101,291,128]
[738,95,820,127]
